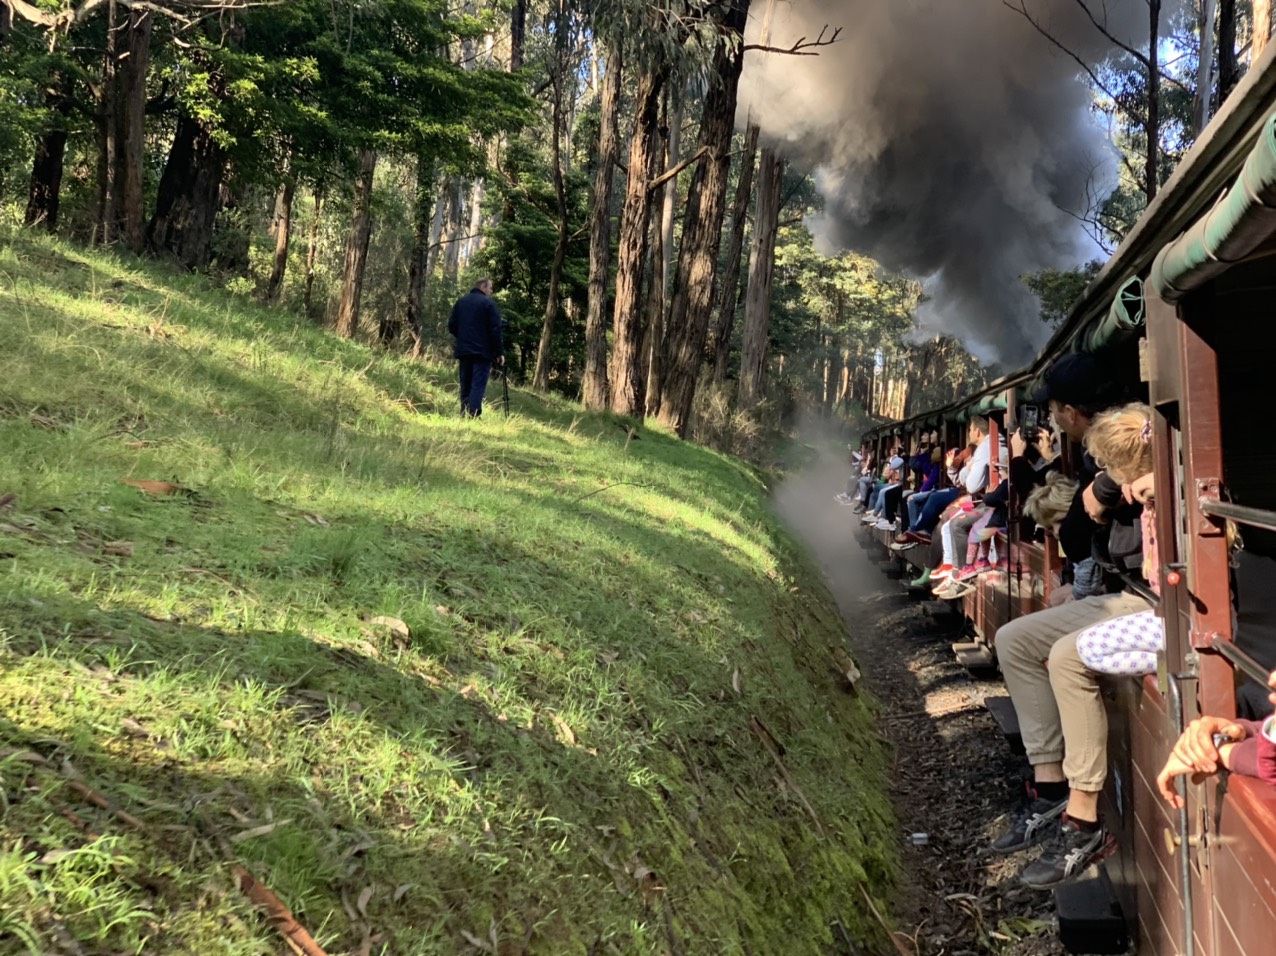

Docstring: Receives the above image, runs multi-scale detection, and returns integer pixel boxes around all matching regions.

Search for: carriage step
[876,561,904,579]
[1054,868,1128,954]
[983,695,1025,755]
[955,645,998,674]
[921,600,955,619]
[905,582,930,601]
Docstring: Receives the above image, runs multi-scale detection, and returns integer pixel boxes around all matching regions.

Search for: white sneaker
[874,519,894,531]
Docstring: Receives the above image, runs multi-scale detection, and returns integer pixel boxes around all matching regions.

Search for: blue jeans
[911,487,961,533]
[458,358,493,417]
[906,489,934,530]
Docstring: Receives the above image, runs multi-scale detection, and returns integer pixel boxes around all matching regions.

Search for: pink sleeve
[1258,719,1276,787]
[1142,507,1160,596]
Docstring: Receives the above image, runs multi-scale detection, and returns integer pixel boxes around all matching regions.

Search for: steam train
[857,42,1276,956]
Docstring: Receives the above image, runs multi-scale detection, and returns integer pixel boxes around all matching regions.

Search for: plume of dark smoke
[740,1,1161,368]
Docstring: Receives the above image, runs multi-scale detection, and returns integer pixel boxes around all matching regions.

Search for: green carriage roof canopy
[1150,112,1276,302]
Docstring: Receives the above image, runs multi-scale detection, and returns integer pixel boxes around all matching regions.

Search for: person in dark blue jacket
[447,279,505,417]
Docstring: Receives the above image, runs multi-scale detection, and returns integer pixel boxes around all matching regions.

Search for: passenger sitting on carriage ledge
[1156,669,1276,801]
[988,356,1139,890]
[896,417,992,550]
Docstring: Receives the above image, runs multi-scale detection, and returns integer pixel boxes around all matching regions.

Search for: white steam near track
[739,0,1165,367]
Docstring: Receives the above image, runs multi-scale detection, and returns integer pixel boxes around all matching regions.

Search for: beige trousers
[995,591,1151,791]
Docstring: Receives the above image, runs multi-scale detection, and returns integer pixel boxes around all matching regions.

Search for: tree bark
[608,65,666,418]
[510,0,526,71]
[645,88,682,417]
[147,109,224,269]
[1196,0,1217,135]
[25,77,72,231]
[643,209,665,416]
[440,176,465,286]
[656,0,751,437]
[96,0,118,244]
[532,18,570,392]
[1218,0,1239,99]
[1257,0,1272,60]
[266,172,296,302]
[406,157,435,355]
[736,147,783,411]
[711,123,759,383]
[304,188,323,317]
[335,148,378,339]
[114,8,152,251]
[582,44,621,410]
[1146,0,1161,202]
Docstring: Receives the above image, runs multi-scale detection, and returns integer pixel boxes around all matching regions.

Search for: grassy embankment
[0,232,896,955]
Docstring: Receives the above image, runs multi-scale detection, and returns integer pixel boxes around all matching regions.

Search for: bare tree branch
[1002,1,1121,99]
[6,0,278,31]
[647,146,709,192]
[744,24,841,56]
[1071,0,1149,67]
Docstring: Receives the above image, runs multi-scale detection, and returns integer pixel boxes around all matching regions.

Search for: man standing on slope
[447,278,504,418]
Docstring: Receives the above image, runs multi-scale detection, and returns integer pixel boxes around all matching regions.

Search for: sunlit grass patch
[0,230,897,954]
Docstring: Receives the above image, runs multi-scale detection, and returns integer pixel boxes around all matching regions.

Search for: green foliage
[0,230,900,954]
[478,135,591,388]
[1023,260,1102,329]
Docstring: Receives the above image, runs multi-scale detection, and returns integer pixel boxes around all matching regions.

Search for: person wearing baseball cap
[1030,352,1122,444]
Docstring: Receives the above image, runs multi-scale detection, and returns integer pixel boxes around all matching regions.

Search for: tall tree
[1218,0,1240,100]
[335,148,378,338]
[1257,0,1272,59]
[644,87,683,417]
[608,66,666,418]
[111,8,153,250]
[532,5,571,391]
[582,43,620,410]
[736,148,782,411]
[711,123,758,383]
[656,0,750,437]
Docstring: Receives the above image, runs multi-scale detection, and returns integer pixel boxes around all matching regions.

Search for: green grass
[0,231,897,954]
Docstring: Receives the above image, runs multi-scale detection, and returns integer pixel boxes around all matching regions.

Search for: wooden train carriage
[856,42,1276,956]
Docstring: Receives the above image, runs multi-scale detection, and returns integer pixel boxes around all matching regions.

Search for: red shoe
[930,563,955,583]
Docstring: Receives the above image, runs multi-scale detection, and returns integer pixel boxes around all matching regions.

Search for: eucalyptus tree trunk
[510,0,526,70]
[645,90,683,417]
[304,189,323,317]
[147,110,224,268]
[736,148,783,411]
[608,67,666,418]
[1218,0,1239,100]
[533,14,570,391]
[1195,0,1217,135]
[335,148,378,338]
[711,124,759,383]
[656,0,751,437]
[1145,0,1161,202]
[406,157,436,353]
[582,45,621,410]
[114,8,153,251]
[266,170,296,302]
[1257,0,1272,59]
[25,80,71,231]
[96,0,119,244]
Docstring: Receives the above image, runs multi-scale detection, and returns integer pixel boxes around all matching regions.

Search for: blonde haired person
[1024,472,1079,536]
[1074,404,1161,676]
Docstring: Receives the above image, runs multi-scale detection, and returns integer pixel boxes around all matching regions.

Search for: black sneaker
[989,786,1067,854]
[1018,817,1115,890]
